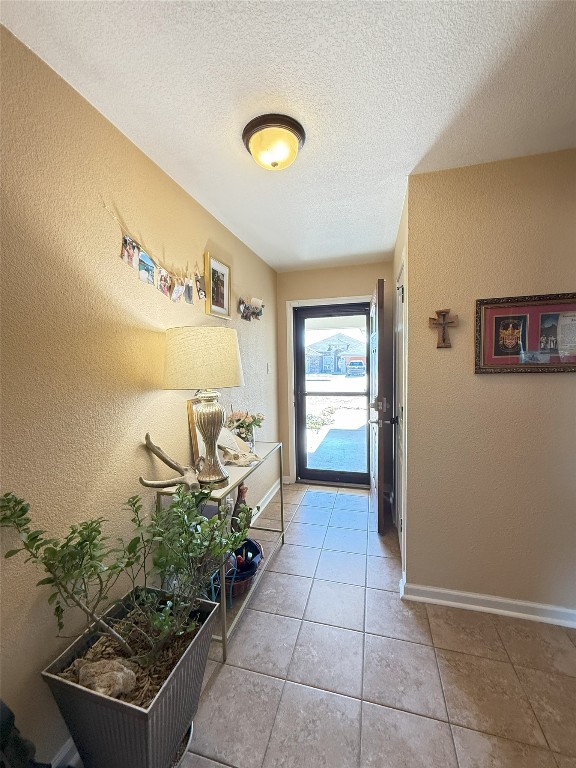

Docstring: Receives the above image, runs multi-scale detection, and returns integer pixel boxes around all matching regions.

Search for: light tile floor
[184,485,576,768]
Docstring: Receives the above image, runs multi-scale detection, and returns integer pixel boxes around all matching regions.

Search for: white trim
[285,300,297,483]
[394,256,407,566]
[51,737,81,768]
[402,583,576,628]
[284,295,373,483]
[399,573,407,597]
[255,478,281,513]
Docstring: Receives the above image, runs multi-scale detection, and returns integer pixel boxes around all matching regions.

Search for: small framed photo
[205,251,231,319]
[475,293,576,373]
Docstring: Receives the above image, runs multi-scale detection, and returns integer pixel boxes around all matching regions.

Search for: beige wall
[277,263,393,480]
[404,150,576,609]
[0,28,278,759]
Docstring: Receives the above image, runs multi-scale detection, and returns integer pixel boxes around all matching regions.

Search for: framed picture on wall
[475,293,576,373]
[205,251,231,319]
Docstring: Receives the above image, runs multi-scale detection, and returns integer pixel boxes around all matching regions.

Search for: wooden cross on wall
[429,309,459,348]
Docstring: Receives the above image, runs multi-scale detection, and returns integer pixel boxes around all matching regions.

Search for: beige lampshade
[164,326,244,390]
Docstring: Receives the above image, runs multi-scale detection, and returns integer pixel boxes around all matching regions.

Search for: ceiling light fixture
[242,114,305,171]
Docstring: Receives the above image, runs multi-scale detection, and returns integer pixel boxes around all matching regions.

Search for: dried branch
[139,433,203,491]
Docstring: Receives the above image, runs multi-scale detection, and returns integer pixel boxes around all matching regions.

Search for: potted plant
[0,486,249,768]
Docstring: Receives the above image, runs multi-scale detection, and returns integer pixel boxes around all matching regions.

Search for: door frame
[395,257,407,569]
[294,302,370,486]
[285,295,372,484]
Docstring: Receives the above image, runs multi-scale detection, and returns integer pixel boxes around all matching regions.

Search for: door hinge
[397,285,404,303]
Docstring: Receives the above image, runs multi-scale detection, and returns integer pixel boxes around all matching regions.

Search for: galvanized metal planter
[42,597,219,768]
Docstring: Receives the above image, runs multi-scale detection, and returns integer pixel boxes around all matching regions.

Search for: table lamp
[164,326,244,486]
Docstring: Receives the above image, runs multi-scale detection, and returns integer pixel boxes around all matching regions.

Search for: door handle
[368,418,381,425]
[369,399,388,411]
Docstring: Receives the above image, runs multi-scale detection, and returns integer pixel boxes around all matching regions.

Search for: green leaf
[126,536,140,555]
[36,576,55,586]
[4,549,21,558]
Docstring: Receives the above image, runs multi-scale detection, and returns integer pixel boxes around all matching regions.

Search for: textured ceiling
[2,1,575,271]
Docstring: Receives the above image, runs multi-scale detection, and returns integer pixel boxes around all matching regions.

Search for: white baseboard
[255,478,281,513]
[282,475,293,485]
[51,737,81,767]
[401,581,576,628]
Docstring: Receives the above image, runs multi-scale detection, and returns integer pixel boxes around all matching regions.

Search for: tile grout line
[223,654,470,730]
[429,610,567,759]
[359,519,369,768]
[358,635,365,768]
[211,489,572,766]
[257,675,289,768]
[446,723,566,761]
[301,485,362,768]
[221,486,308,765]
[424,604,461,767]
[492,618,557,755]
[196,485,368,767]
[283,489,326,686]
[286,486,364,766]
[209,487,479,766]
[308,485,364,767]
[240,600,452,653]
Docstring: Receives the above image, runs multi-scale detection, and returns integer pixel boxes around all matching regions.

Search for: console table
[157,441,285,661]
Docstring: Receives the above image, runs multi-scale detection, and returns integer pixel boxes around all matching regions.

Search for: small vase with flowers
[226,410,264,451]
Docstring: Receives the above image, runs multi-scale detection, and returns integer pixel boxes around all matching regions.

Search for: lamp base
[193,391,228,487]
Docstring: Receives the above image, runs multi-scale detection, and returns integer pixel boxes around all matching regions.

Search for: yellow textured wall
[277,262,393,479]
[405,150,576,608]
[0,28,278,758]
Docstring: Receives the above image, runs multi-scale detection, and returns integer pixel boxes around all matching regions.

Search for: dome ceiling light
[242,114,306,171]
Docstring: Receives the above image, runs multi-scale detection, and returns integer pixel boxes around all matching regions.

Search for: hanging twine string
[100,196,199,281]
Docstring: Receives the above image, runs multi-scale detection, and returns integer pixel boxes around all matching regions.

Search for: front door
[369,279,393,533]
[294,303,370,485]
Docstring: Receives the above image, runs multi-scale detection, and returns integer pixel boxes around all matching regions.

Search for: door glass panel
[304,315,367,394]
[305,395,368,473]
